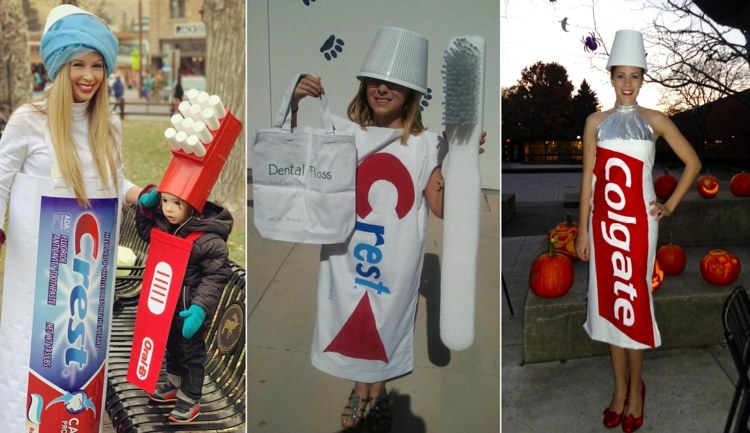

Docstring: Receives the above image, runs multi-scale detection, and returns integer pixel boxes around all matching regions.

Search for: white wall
[248,0,500,190]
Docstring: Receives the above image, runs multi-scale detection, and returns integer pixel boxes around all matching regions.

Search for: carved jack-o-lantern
[652,258,664,293]
[700,249,741,286]
[547,213,579,262]
[697,174,719,198]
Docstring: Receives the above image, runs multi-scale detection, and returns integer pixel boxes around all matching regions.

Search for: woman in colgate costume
[575,30,701,432]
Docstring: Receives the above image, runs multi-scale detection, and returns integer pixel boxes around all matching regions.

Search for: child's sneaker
[168,395,200,423]
[149,382,179,403]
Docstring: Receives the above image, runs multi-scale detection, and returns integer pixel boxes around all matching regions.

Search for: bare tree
[691,0,750,35]
[23,0,42,32]
[656,60,731,115]
[644,0,750,109]
[201,0,246,220]
[0,0,31,120]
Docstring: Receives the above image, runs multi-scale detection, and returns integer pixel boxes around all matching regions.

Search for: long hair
[346,80,425,144]
[43,62,120,207]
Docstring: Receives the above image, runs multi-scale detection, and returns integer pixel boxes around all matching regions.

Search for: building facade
[148,0,206,90]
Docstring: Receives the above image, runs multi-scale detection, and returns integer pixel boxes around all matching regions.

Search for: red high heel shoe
[603,396,627,428]
[621,381,645,433]
[603,405,625,428]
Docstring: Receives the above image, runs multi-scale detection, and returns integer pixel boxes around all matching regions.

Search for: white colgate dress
[311,118,445,382]
[0,102,129,432]
[583,104,662,349]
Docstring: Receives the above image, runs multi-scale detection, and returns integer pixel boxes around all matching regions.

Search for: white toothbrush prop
[439,36,485,351]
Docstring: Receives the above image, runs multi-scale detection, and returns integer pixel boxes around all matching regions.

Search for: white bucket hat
[357,27,429,94]
[606,29,647,72]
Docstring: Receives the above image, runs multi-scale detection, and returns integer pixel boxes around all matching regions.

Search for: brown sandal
[368,392,392,433]
[341,388,370,432]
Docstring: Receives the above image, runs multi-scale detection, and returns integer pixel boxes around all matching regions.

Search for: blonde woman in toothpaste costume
[575,29,700,433]
[291,27,484,433]
[0,5,141,430]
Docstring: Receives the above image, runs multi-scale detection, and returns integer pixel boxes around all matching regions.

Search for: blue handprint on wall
[420,87,433,112]
[303,0,316,5]
[320,35,345,61]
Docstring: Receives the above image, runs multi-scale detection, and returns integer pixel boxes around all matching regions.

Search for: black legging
[164,310,207,401]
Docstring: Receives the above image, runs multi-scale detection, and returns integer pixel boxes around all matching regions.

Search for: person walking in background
[172,77,184,114]
[174,77,184,102]
[33,67,43,91]
[113,74,125,105]
[142,73,153,99]
[575,29,701,432]
[154,70,166,102]
[0,5,141,430]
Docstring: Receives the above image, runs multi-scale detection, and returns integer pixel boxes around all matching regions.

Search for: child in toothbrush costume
[132,92,240,423]
[134,187,233,423]
[0,5,142,432]
[291,27,484,433]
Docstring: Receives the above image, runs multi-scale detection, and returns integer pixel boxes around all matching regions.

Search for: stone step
[521,235,748,363]
[657,190,750,246]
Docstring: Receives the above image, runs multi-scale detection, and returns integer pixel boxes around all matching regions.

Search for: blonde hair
[346,80,425,144]
[43,62,120,207]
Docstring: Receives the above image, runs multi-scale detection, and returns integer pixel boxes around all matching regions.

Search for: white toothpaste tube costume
[0,5,132,432]
[582,30,661,349]
[310,28,448,381]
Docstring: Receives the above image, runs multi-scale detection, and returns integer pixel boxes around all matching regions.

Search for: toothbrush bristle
[442,37,481,126]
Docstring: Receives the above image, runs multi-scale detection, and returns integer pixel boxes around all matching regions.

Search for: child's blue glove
[179,304,206,339]
[137,186,159,209]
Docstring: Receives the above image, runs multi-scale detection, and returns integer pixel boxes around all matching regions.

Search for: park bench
[105,204,246,432]
[114,204,149,307]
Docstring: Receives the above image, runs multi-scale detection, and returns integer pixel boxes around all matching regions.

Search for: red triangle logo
[324,293,389,362]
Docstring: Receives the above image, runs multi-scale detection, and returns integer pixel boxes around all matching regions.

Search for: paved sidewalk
[247,188,500,433]
[501,166,738,432]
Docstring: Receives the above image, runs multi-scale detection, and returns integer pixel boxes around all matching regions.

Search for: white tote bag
[252,74,357,244]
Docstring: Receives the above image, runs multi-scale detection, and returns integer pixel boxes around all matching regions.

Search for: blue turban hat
[40,5,119,81]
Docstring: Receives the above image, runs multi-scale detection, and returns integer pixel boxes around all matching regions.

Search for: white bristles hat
[357,27,429,94]
[606,29,647,72]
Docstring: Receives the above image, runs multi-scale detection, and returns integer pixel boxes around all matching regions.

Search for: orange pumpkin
[546,213,579,262]
[697,174,719,198]
[656,234,686,275]
[654,168,678,200]
[700,249,741,285]
[730,172,750,197]
[652,258,664,293]
[529,237,574,298]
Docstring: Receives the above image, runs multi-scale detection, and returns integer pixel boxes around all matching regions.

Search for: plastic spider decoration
[581,32,602,52]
